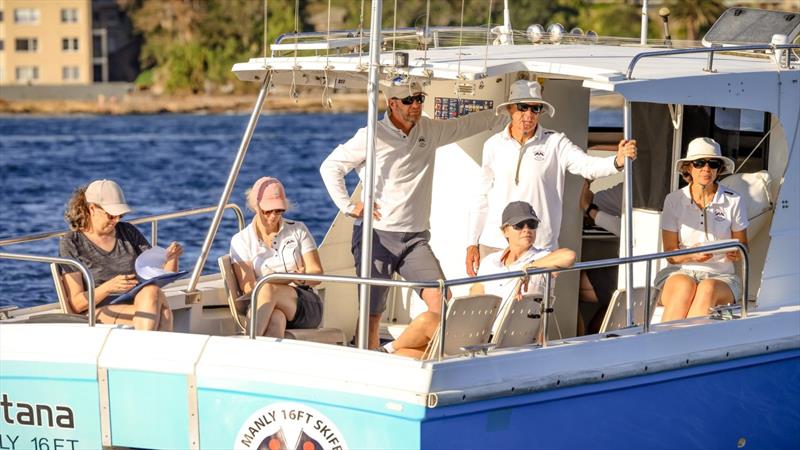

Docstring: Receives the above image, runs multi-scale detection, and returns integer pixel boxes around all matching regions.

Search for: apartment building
[0,0,92,85]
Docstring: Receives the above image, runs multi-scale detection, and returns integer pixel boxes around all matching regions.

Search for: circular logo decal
[234,402,348,450]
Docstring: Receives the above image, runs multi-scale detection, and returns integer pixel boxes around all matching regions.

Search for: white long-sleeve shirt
[320,109,508,232]
[468,125,619,250]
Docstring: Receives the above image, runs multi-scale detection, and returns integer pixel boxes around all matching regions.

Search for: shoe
[373,346,388,353]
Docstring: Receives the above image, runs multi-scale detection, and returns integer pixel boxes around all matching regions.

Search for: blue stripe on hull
[422,349,800,449]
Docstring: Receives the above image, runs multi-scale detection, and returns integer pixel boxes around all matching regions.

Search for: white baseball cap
[85,179,131,216]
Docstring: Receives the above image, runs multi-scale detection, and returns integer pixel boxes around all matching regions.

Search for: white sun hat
[676,137,736,175]
[495,80,556,117]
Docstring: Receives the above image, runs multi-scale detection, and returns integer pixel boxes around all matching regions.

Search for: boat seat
[600,287,660,333]
[50,263,77,314]
[490,294,542,349]
[217,255,345,345]
[422,294,501,360]
[719,170,775,239]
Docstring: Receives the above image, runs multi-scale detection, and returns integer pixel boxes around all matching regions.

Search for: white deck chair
[491,294,542,349]
[600,287,660,333]
[421,294,501,360]
[217,255,345,345]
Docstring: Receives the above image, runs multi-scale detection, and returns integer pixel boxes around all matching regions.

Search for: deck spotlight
[527,24,545,43]
[586,30,599,44]
[570,27,584,37]
[547,23,564,44]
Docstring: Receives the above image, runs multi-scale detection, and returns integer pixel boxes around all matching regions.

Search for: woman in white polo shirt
[657,138,749,321]
[230,177,324,337]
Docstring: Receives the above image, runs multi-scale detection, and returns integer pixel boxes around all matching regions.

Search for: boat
[2,4,799,449]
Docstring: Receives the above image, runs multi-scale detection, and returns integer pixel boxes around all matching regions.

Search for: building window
[61,8,78,23]
[62,66,80,81]
[15,66,39,82]
[0,40,4,52]
[62,38,79,52]
[15,38,38,52]
[0,10,4,22]
[13,8,39,24]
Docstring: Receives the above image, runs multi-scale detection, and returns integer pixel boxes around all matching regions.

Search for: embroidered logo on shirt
[712,208,727,222]
[417,136,427,148]
[533,149,545,161]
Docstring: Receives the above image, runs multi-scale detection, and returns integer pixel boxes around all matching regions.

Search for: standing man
[465,79,637,276]
[320,79,509,348]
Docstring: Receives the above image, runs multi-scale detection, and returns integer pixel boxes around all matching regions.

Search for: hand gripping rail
[251,241,749,360]
[0,252,96,325]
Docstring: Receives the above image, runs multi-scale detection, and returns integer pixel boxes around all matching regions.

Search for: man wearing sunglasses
[320,79,510,349]
[465,79,638,276]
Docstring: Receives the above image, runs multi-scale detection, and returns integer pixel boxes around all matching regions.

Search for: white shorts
[654,266,742,301]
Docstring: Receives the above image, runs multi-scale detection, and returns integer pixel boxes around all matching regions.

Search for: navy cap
[501,201,540,228]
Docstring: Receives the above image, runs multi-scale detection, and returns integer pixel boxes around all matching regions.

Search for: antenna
[659,7,672,47]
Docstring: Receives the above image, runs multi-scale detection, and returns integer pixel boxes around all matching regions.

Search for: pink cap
[249,177,288,211]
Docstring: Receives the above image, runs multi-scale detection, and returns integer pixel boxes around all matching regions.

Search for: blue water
[0,109,621,308]
[0,113,365,307]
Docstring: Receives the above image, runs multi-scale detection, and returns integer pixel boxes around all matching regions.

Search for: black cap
[501,201,540,228]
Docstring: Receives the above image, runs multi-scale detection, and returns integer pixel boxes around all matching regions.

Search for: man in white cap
[465,79,638,276]
[320,79,509,349]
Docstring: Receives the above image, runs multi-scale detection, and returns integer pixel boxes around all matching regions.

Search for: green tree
[667,0,725,41]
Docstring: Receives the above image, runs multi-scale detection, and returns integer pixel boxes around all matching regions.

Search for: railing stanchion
[740,242,749,318]
[541,273,551,348]
[643,260,652,333]
[151,220,158,247]
[437,280,447,361]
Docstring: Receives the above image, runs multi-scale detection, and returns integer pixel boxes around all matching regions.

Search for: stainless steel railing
[250,240,749,360]
[0,253,96,326]
[0,204,246,248]
[626,44,800,79]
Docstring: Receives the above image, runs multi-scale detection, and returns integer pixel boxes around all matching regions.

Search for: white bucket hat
[379,79,426,100]
[495,80,556,117]
[676,137,736,175]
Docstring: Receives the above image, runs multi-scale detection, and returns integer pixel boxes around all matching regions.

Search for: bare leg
[131,285,164,331]
[392,311,440,352]
[687,279,734,318]
[368,314,381,349]
[157,289,173,331]
[250,283,298,338]
[660,275,697,322]
[420,287,449,314]
[265,309,288,338]
[579,271,598,303]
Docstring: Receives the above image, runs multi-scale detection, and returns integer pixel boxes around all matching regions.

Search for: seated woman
[657,137,749,321]
[230,177,324,338]
[60,179,180,331]
[384,201,575,358]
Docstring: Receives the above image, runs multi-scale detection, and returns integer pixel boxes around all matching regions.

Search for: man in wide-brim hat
[465,79,638,276]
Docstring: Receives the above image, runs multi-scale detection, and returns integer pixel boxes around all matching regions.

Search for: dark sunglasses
[691,159,722,170]
[398,94,425,105]
[515,103,545,113]
[511,219,539,231]
[94,205,123,221]
[260,209,285,215]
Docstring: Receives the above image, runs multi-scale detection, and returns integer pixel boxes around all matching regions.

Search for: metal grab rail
[0,252,96,326]
[0,204,246,248]
[626,43,800,79]
[247,241,749,358]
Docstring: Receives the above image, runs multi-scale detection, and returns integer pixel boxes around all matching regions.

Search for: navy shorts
[352,224,445,315]
[286,285,323,329]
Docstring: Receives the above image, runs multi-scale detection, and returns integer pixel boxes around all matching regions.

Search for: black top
[59,222,150,287]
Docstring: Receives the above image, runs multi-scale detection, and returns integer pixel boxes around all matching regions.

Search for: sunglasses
[260,209,285,215]
[511,219,539,231]
[515,103,545,113]
[397,94,425,105]
[691,159,723,170]
[94,205,123,221]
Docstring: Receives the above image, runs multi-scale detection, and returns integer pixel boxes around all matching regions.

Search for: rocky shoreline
[0,90,623,116]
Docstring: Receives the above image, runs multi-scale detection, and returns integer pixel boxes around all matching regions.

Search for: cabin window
[682,106,770,177]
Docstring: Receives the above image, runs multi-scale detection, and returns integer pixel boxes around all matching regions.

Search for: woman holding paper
[229,177,324,338]
[657,138,749,321]
[59,179,181,331]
